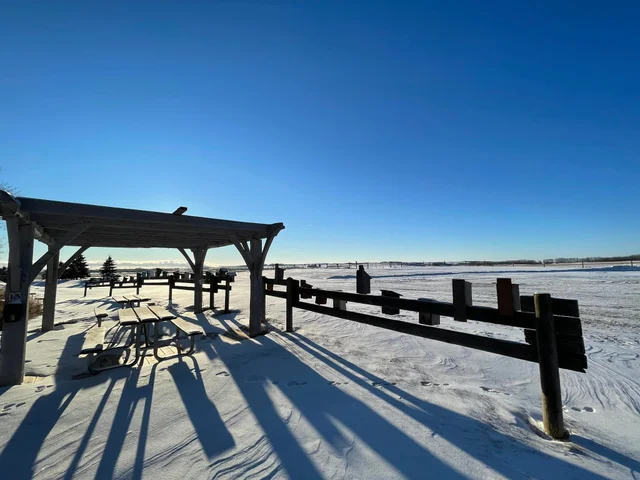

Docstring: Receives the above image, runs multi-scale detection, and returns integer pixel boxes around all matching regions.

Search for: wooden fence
[168,273,233,312]
[263,266,586,439]
[83,272,234,312]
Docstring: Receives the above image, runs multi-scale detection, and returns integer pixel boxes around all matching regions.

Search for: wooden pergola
[0,190,284,386]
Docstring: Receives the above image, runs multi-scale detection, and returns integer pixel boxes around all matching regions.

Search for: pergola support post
[233,231,278,337]
[179,247,207,313]
[193,249,207,314]
[42,250,60,332]
[0,222,35,387]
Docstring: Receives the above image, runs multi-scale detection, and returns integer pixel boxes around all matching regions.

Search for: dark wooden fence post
[452,279,472,322]
[534,293,568,439]
[136,273,142,295]
[168,275,174,304]
[286,277,299,332]
[109,279,115,297]
[84,281,89,297]
[208,273,215,310]
[224,277,230,313]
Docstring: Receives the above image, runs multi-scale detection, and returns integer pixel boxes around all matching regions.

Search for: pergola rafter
[0,190,284,386]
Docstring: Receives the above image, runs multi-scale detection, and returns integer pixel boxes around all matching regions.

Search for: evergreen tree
[60,254,90,280]
[100,256,118,280]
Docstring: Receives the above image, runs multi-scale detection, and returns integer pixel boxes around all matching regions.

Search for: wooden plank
[133,307,157,323]
[521,295,579,318]
[298,287,582,335]
[147,306,176,321]
[524,329,586,355]
[171,317,204,335]
[296,301,537,363]
[265,290,287,299]
[118,309,139,326]
[94,308,109,319]
[79,325,105,354]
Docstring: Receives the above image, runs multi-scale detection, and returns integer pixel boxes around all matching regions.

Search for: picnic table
[81,305,204,374]
[112,295,151,308]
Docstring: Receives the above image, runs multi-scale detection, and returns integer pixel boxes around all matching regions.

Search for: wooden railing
[263,265,586,439]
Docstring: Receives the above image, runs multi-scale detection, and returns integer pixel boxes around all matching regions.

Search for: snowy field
[0,265,639,479]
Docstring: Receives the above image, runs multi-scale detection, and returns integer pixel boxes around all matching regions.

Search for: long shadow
[203,336,464,479]
[167,357,235,458]
[201,331,610,479]
[289,333,613,479]
[570,435,640,474]
[94,362,155,480]
[0,333,127,478]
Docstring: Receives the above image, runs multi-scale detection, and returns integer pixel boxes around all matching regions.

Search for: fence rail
[263,265,586,439]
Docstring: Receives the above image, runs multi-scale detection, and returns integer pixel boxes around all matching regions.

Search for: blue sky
[1,1,639,266]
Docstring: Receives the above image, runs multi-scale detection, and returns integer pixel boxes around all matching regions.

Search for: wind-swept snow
[0,266,638,479]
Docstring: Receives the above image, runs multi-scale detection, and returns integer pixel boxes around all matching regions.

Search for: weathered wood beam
[29,224,89,283]
[0,222,34,386]
[177,248,196,271]
[18,197,283,233]
[42,251,60,331]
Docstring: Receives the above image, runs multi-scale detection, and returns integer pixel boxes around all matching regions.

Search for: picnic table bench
[80,305,205,374]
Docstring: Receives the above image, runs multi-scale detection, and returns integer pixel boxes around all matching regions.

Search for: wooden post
[497,278,519,316]
[418,298,440,325]
[453,279,472,322]
[192,249,207,314]
[286,277,299,332]
[224,277,230,313]
[42,250,60,332]
[0,222,34,386]
[534,293,568,439]
[168,275,174,303]
[84,281,89,297]
[136,273,142,295]
[109,279,115,297]
[207,273,215,310]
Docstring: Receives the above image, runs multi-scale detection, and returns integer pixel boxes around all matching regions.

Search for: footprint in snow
[480,386,511,396]
[287,381,307,387]
[35,386,46,393]
[569,406,596,413]
[328,381,349,386]
[216,371,230,377]
[421,381,449,387]
[3,404,15,411]
[372,381,396,387]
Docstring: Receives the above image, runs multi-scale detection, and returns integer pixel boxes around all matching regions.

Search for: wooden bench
[93,308,109,327]
[79,324,106,355]
[80,309,141,374]
[144,306,203,360]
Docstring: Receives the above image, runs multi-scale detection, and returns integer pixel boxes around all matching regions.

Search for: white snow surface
[0,265,639,479]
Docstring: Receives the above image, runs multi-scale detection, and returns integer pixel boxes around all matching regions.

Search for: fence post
[109,279,115,297]
[84,281,88,297]
[534,293,568,439]
[224,277,230,313]
[286,277,299,332]
[169,275,174,304]
[136,273,142,295]
[208,273,215,310]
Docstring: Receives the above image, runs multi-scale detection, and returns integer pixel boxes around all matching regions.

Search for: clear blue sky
[1,1,638,266]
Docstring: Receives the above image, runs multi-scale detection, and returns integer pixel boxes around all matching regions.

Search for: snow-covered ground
[0,265,638,479]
